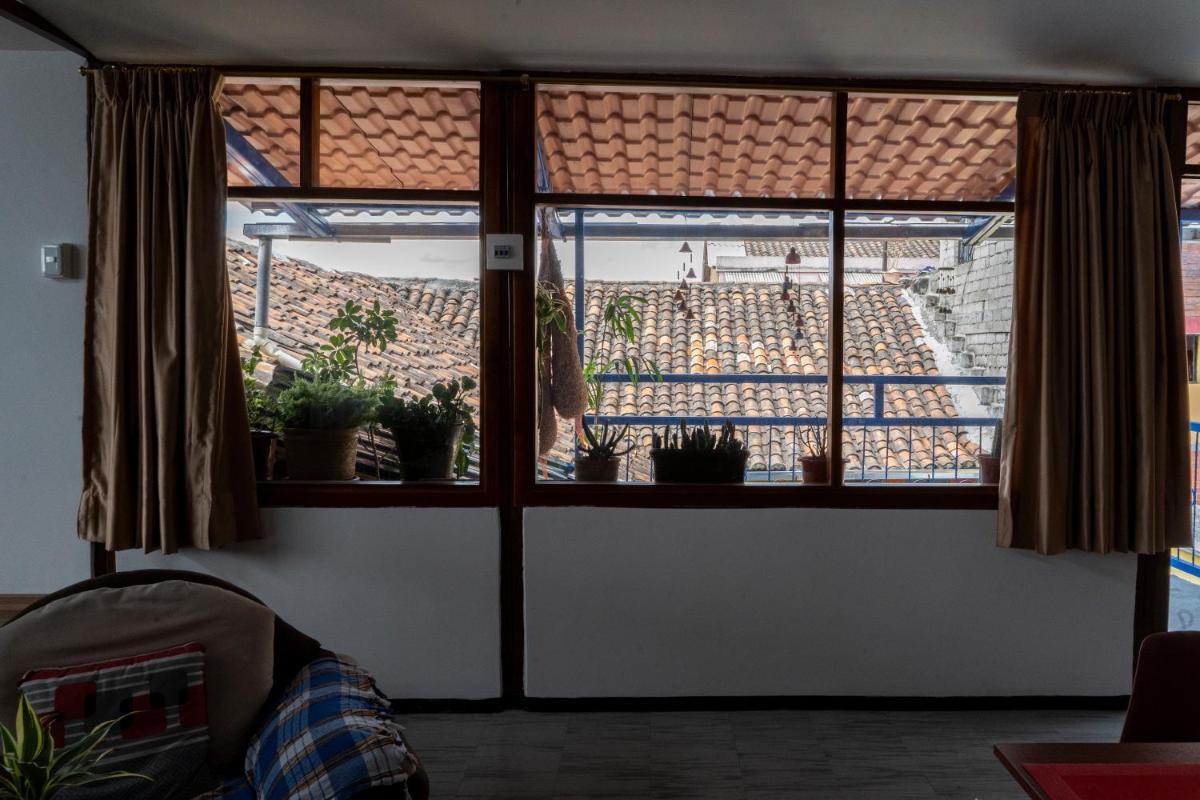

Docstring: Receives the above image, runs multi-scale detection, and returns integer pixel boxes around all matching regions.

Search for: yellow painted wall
[1192,384,1200,423]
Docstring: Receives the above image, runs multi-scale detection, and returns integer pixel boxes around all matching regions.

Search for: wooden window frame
[225,75,501,509]
[215,67,1192,511]
[519,82,1014,510]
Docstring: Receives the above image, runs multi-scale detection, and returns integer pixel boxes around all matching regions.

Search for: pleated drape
[999,90,1189,554]
[78,67,260,553]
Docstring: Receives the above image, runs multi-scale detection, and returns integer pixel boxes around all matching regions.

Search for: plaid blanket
[197,656,417,800]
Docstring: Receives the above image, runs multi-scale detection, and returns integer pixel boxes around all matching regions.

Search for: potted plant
[377,377,477,480]
[979,420,1002,484]
[0,694,147,799]
[242,346,281,480]
[575,418,633,481]
[798,425,844,484]
[651,421,748,483]
[578,293,660,482]
[276,379,378,480]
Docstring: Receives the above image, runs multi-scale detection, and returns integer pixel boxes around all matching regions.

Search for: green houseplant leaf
[0,694,148,800]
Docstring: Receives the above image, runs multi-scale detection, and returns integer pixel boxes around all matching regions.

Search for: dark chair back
[1121,631,1200,742]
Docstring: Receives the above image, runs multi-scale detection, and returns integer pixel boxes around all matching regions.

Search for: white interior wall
[0,49,91,593]
[120,507,502,699]
[525,507,1137,698]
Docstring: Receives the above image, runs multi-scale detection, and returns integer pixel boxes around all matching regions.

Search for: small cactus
[652,421,745,454]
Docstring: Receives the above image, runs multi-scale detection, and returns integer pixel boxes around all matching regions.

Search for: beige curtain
[999,90,1189,554]
[78,67,260,553]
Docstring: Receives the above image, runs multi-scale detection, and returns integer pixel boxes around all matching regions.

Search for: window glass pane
[535,207,830,483]
[318,80,480,189]
[221,78,301,187]
[536,86,833,197]
[846,94,1016,201]
[227,201,481,481]
[841,213,1012,483]
[1183,176,1200,209]
[1187,102,1200,165]
[1172,184,1200,629]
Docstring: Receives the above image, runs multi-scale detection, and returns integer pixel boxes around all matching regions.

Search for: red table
[994,742,1200,799]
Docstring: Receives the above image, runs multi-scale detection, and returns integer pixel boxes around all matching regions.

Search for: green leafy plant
[277,379,379,431]
[242,346,280,433]
[0,694,147,800]
[535,284,569,353]
[579,292,661,464]
[301,300,399,393]
[652,420,746,454]
[377,378,478,477]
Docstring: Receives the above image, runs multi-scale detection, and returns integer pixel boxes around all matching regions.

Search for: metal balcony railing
[581,372,1006,482]
[1170,421,1200,577]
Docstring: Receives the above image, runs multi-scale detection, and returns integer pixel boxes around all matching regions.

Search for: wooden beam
[0,0,95,62]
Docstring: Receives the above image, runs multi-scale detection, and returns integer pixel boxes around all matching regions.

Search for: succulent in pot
[797,425,844,484]
[242,346,281,480]
[575,418,632,482]
[276,379,378,481]
[650,421,749,484]
[378,378,477,481]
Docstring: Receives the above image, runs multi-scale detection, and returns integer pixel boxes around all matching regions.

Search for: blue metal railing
[580,373,1006,482]
[1170,421,1200,579]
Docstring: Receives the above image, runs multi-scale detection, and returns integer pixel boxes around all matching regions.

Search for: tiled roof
[1186,103,1200,166]
[745,239,941,259]
[223,82,1014,201]
[536,87,1014,200]
[221,80,481,190]
[707,268,893,286]
[229,241,979,478]
[226,241,479,396]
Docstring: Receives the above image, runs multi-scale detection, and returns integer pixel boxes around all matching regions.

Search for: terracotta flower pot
[650,449,748,483]
[284,428,359,481]
[979,454,1001,484]
[392,423,463,481]
[574,455,621,482]
[250,431,278,480]
[799,456,847,484]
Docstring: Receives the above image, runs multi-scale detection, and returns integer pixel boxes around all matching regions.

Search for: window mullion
[828,91,848,489]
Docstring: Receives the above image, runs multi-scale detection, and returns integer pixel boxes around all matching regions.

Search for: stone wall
[909,238,1014,412]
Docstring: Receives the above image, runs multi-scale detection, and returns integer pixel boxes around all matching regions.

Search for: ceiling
[16,0,1200,86]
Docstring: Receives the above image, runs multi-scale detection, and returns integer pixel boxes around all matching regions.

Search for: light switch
[485,234,524,271]
[41,244,75,279]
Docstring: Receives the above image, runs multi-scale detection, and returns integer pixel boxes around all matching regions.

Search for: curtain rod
[74,65,1184,100]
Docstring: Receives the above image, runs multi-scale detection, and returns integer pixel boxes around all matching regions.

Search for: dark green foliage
[241,346,280,433]
[377,378,478,477]
[578,417,633,461]
[0,694,148,799]
[652,421,746,454]
[277,379,379,431]
[301,299,399,392]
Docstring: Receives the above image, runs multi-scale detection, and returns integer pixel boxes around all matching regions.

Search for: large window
[531,86,1016,492]
[220,74,1024,504]
[222,79,487,500]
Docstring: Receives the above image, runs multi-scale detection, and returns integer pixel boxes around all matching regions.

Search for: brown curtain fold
[78,67,260,553]
[999,90,1189,554]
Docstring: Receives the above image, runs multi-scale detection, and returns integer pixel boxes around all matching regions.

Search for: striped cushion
[20,642,214,799]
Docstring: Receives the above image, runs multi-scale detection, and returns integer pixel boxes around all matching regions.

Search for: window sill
[256,480,493,508]
[520,482,999,510]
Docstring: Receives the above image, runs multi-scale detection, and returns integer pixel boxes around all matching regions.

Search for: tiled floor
[398,708,1125,799]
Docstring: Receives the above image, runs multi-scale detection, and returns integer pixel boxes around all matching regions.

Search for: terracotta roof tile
[221,80,480,190]
[536,87,1014,201]
[230,241,981,479]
